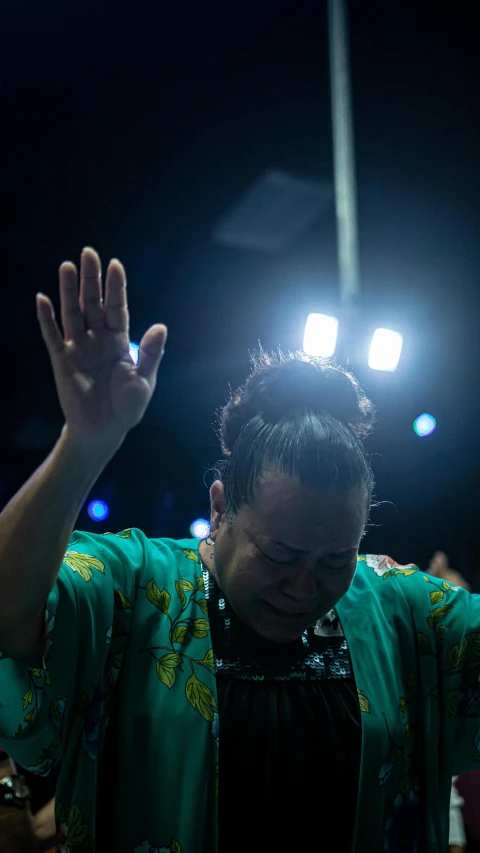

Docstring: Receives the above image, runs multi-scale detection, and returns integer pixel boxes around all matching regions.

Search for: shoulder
[358,554,420,584]
[145,537,203,583]
[355,553,431,606]
[61,529,202,593]
[355,553,470,617]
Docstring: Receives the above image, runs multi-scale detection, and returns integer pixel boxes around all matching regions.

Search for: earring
[206,536,215,547]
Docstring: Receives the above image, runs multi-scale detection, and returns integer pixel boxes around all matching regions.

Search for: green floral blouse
[1,530,480,852]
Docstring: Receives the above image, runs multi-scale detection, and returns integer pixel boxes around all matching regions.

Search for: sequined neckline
[201,561,353,682]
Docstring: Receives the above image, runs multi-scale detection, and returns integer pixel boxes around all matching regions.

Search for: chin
[254,621,308,643]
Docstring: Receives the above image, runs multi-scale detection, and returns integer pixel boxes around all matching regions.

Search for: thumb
[137,324,168,381]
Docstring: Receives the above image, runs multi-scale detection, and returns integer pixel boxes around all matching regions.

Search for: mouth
[264,601,308,619]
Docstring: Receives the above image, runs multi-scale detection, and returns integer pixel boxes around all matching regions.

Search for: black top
[204,568,362,852]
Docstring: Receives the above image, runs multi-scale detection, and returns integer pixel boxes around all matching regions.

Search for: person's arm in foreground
[0,247,167,660]
[0,754,37,853]
[33,795,56,850]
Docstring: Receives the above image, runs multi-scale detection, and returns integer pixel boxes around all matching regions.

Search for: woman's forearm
[0,425,116,655]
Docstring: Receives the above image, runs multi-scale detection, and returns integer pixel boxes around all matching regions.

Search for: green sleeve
[0,527,145,775]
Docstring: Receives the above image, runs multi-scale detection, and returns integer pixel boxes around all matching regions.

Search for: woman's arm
[0,248,167,660]
[0,429,116,659]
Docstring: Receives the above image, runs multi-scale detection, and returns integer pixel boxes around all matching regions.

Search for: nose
[281,565,318,605]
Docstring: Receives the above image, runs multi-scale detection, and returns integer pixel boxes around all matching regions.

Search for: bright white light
[190,518,210,539]
[303,313,339,358]
[129,342,140,365]
[87,500,109,522]
[368,328,403,372]
[413,414,437,438]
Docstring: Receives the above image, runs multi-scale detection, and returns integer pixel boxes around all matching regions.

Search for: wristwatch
[0,775,32,810]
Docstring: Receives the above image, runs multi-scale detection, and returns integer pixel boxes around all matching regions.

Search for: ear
[209,480,226,538]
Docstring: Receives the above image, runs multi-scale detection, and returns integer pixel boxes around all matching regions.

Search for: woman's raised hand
[36,247,167,450]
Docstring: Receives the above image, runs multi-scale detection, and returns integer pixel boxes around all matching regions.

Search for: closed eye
[255,545,297,566]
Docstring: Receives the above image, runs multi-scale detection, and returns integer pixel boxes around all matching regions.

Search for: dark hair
[216,350,375,518]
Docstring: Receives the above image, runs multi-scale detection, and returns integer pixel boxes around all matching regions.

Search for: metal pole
[327,0,360,307]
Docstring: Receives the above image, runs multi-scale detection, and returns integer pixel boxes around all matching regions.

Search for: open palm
[37,247,167,445]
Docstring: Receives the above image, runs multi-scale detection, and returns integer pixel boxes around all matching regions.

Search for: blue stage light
[413,414,436,438]
[88,500,109,521]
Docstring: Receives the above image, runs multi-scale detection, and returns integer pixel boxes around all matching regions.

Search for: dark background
[1,2,479,580]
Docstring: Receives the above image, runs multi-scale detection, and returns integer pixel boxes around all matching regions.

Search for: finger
[79,247,104,330]
[36,294,65,359]
[59,261,84,339]
[436,552,449,570]
[137,324,168,381]
[104,259,129,332]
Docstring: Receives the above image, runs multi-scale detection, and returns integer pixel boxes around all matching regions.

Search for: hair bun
[220,350,374,454]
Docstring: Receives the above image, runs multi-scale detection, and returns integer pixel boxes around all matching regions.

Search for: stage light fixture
[303,313,339,358]
[368,328,403,372]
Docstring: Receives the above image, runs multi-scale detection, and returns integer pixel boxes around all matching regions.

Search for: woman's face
[207,473,368,643]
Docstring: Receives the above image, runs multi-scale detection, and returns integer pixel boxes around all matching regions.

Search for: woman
[1,247,480,852]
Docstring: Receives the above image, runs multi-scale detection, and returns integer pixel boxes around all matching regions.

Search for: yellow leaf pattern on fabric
[170,840,183,853]
[427,605,453,631]
[182,548,200,563]
[357,689,370,713]
[392,568,417,577]
[114,588,133,610]
[198,649,215,669]
[429,590,444,605]
[59,803,89,847]
[399,697,406,719]
[104,529,132,538]
[22,688,33,710]
[140,550,218,733]
[445,638,468,672]
[156,654,182,689]
[146,579,171,615]
[63,551,105,582]
[432,605,453,623]
[185,672,216,721]
[172,625,189,645]
[175,580,186,607]
[189,618,209,639]
[24,709,35,723]
[418,632,434,655]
